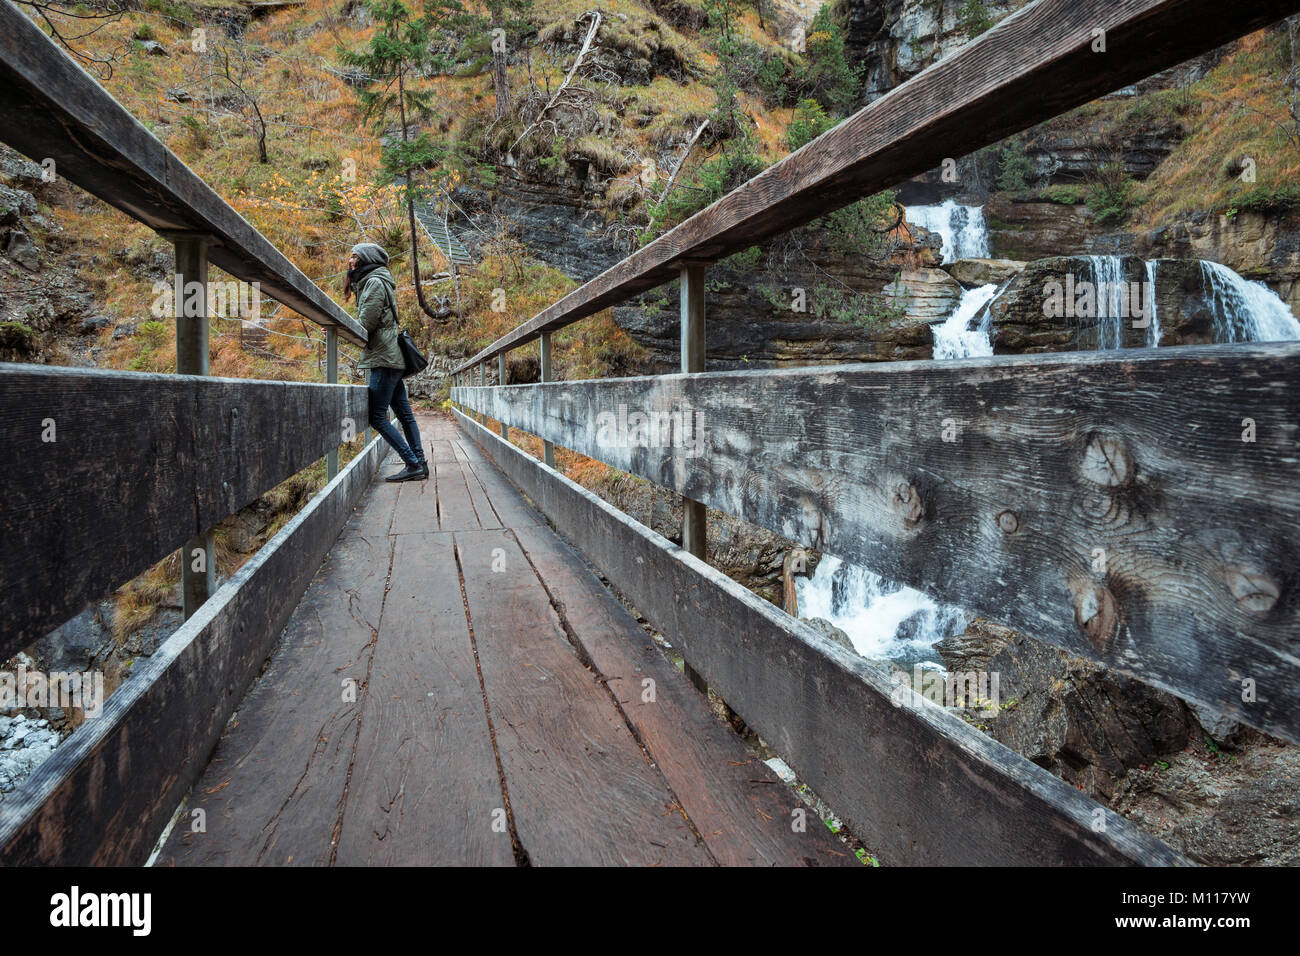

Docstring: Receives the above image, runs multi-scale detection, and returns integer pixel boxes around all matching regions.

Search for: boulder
[881,267,963,322]
[938,626,1191,800]
[79,314,113,335]
[802,617,857,656]
[5,229,39,270]
[140,40,169,56]
[946,257,1025,287]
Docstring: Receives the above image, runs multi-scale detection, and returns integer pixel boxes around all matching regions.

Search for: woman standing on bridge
[346,242,427,482]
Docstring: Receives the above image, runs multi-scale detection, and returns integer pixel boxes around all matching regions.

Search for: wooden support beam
[540,332,556,469]
[326,327,339,480]
[498,353,508,440]
[171,234,215,619]
[453,0,1300,374]
[679,265,708,697]
[452,409,1186,866]
[457,344,1300,744]
[0,434,388,866]
[0,364,368,655]
[0,4,366,345]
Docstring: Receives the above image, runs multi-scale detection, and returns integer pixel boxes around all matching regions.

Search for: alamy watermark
[594,403,705,458]
[1,664,105,718]
[1042,274,1153,329]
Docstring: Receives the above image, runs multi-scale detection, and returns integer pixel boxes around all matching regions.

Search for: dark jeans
[367,366,422,466]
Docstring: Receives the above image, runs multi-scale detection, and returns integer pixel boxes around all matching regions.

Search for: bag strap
[380,283,400,332]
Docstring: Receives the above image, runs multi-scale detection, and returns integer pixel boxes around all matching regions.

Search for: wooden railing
[0,3,384,864]
[452,0,1300,865]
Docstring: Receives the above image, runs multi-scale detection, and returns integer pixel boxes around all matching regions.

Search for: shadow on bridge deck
[157,414,851,867]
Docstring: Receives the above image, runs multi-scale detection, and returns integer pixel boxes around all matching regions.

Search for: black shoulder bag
[382,285,429,379]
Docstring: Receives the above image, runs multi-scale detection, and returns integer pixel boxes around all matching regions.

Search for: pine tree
[340,0,479,322]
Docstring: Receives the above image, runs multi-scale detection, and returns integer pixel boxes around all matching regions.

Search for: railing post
[478,361,486,425]
[171,233,216,620]
[680,263,709,696]
[326,326,338,480]
[498,352,508,440]
[540,331,555,468]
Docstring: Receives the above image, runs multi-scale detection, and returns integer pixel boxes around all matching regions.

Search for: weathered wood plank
[0,4,365,344]
[454,0,1300,372]
[157,477,395,866]
[0,434,387,866]
[455,527,711,865]
[450,436,544,528]
[511,524,856,866]
[454,343,1300,744]
[335,532,513,866]
[0,363,367,655]
[454,409,1187,865]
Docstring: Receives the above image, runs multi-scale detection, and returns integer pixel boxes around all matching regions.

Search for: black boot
[385,461,424,482]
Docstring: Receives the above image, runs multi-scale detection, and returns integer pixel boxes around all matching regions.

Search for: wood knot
[1080,434,1132,487]
[1074,583,1119,655]
[997,510,1019,534]
[892,482,924,528]
[1226,569,1279,614]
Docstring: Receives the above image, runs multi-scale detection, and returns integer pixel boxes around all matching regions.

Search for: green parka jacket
[355,266,403,371]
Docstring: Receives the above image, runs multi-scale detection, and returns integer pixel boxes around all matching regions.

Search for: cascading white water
[905,200,991,263]
[1145,259,1161,346]
[932,283,1000,360]
[1199,261,1300,342]
[1083,255,1128,349]
[795,556,966,665]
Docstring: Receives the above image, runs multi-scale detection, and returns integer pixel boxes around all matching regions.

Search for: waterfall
[1199,261,1300,342]
[906,200,991,263]
[932,283,1000,360]
[795,556,966,665]
[1083,255,1128,350]
[1145,259,1161,346]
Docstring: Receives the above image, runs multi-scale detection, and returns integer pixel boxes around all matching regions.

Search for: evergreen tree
[340,0,479,322]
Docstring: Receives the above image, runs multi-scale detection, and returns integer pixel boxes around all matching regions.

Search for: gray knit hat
[350,242,389,266]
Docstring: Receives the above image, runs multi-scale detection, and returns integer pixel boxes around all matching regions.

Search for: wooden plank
[450,436,544,528]
[0,434,388,865]
[454,342,1300,744]
[334,532,513,866]
[454,0,1300,372]
[1,364,367,655]
[511,524,855,866]
[157,477,396,866]
[0,4,365,344]
[455,409,1187,865]
[455,527,711,865]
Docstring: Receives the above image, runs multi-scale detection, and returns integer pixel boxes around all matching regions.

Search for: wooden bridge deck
[156,414,851,867]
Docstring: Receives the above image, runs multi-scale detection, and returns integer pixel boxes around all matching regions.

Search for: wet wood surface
[452,409,1188,866]
[155,415,838,866]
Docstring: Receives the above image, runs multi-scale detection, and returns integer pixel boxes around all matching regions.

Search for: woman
[346,242,427,482]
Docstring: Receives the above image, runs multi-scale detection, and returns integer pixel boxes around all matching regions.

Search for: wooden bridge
[3,0,1300,866]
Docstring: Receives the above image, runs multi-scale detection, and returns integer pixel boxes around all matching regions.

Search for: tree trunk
[397,64,455,323]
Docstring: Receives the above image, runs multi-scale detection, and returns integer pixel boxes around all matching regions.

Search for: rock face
[840,0,1032,105]
[1136,209,1300,316]
[880,267,962,321]
[936,623,1192,800]
[985,195,1111,261]
[984,254,1250,352]
[945,257,1024,287]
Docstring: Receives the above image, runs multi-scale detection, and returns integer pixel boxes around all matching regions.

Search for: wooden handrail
[453,343,1300,745]
[0,363,367,652]
[0,2,366,345]
[453,0,1300,373]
